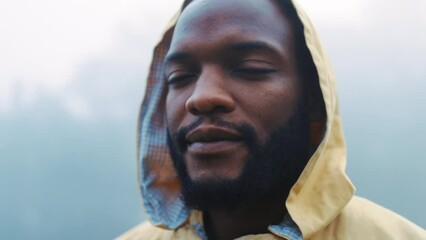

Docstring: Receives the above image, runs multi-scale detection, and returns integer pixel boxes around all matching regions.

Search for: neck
[203,196,287,240]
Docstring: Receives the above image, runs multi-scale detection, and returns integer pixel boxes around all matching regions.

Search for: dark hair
[273,0,326,121]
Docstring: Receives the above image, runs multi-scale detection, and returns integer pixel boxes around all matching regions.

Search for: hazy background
[0,0,424,239]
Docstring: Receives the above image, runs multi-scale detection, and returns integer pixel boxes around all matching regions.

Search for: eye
[231,59,277,80]
[234,68,276,75]
[232,67,276,80]
[167,72,198,87]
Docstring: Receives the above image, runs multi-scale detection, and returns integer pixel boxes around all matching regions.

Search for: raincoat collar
[188,211,303,240]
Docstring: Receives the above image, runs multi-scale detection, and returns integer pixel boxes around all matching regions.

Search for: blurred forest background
[0,0,425,239]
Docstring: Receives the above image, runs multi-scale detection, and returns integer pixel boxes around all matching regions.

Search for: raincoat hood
[137,0,355,238]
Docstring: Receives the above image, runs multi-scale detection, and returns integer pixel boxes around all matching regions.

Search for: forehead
[169,0,294,55]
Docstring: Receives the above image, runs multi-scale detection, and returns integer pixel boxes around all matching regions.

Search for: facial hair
[167,107,310,211]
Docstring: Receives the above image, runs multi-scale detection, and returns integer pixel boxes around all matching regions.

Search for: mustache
[171,117,258,152]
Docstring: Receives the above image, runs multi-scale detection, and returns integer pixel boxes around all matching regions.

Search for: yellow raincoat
[117,1,426,239]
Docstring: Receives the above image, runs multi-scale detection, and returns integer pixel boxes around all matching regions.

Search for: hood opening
[137,0,355,238]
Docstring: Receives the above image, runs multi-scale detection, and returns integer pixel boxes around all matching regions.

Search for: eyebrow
[164,52,192,66]
[226,41,281,55]
[164,40,282,65]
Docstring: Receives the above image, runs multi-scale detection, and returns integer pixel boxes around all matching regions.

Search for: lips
[186,125,243,143]
[185,125,244,155]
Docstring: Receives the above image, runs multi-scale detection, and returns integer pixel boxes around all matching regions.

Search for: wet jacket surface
[117,1,426,239]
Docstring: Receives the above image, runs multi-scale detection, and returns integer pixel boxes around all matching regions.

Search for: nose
[185,70,235,115]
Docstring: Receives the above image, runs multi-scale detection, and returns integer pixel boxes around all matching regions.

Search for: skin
[165,0,302,239]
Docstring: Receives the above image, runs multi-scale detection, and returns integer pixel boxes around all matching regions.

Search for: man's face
[165,0,308,209]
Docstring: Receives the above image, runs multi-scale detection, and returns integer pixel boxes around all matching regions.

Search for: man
[117,0,426,239]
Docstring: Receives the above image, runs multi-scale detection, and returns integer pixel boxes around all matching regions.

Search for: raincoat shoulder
[116,204,426,240]
[115,221,206,240]
[115,222,173,240]
[310,196,426,240]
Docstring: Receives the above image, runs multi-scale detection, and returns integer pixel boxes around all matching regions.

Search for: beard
[167,107,310,211]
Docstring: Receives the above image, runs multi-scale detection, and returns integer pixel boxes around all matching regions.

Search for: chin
[184,153,247,182]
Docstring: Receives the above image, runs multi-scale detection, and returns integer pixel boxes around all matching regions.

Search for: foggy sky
[0,0,425,239]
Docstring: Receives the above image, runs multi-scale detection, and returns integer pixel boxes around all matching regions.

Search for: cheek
[237,81,300,141]
[166,90,190,133]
